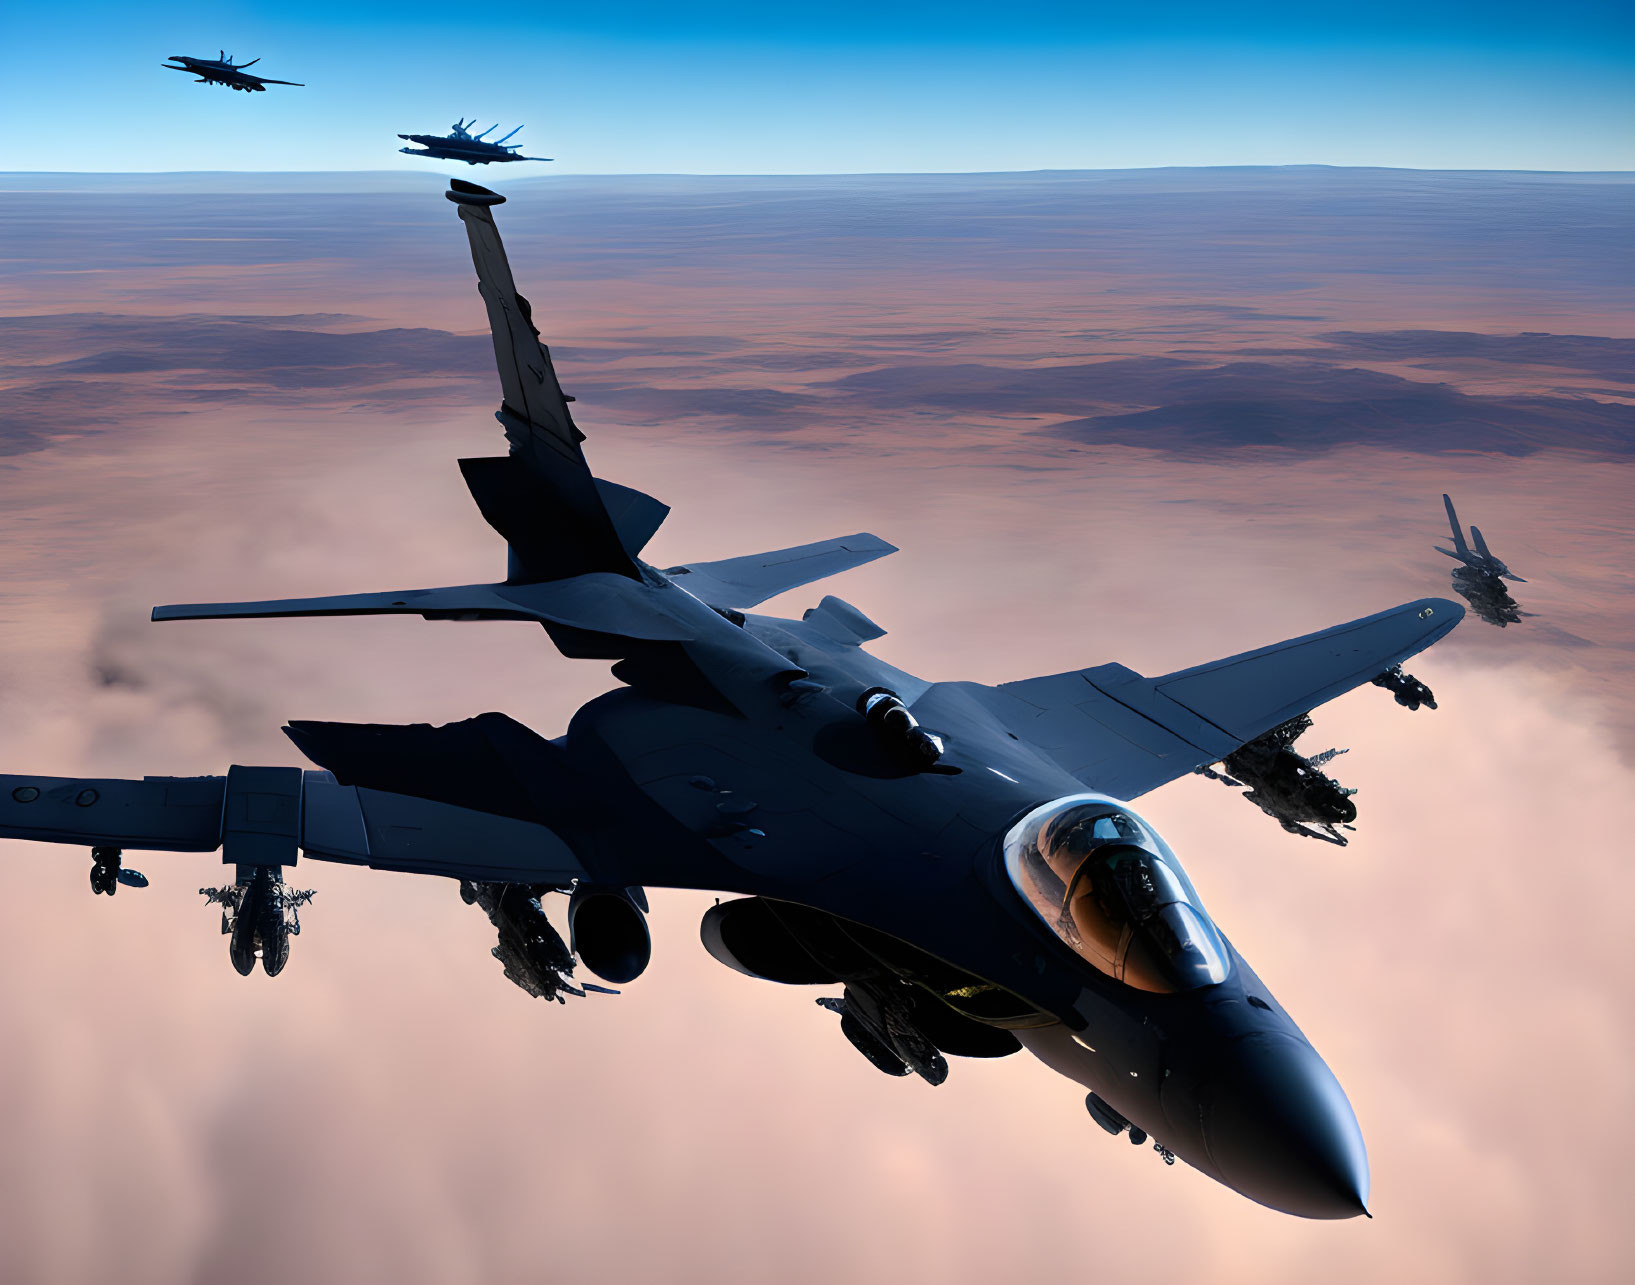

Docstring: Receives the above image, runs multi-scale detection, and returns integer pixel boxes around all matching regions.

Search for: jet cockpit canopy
[1004,793,1230,993]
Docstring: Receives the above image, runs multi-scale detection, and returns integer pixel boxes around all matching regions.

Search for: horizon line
[4,163,1634,180]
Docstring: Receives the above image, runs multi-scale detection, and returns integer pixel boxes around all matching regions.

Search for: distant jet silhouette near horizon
[399,119,551,165]
[1437,493,1532,627]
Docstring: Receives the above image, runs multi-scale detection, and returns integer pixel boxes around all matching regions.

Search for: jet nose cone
[1201,1033,1370,1219]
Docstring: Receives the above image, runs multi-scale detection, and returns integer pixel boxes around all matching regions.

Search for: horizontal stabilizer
[664,534,897,609]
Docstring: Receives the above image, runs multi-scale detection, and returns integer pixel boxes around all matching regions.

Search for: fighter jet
[1437,493,1531,627]
[162,51,303,92]
[398,119,550,165]
[0,178,1472,1220]
[1194,714,1359,845]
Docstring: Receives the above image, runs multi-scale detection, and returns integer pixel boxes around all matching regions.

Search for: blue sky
[3,3,1631,171]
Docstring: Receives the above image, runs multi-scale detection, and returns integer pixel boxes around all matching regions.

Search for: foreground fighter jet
[398,119,550,165]
[1437,493,1531,626]
[162,51,303,92]
[0,179,1468,1220]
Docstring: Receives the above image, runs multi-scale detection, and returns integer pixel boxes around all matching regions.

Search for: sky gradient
[3,3,1633,172]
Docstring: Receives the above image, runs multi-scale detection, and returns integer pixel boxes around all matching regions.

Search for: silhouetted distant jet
[162,51,303,92]
[1437,494,1532,626]
[399,119,551,165]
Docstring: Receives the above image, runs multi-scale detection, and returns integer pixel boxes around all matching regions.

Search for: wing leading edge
[663,534,898,609]
[959,597,1463,800]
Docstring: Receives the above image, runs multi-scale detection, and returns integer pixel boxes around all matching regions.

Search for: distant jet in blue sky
[162,51,304,92]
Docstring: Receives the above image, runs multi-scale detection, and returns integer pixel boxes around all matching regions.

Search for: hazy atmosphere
[0,164,1631,1282]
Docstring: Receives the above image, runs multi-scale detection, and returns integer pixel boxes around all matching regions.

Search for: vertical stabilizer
[445,180,656,583]
[1442,494,1470,557]
[449,180,582,459]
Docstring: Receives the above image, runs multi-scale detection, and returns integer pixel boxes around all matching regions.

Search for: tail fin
[449,179,580,461]
[447,180,662,582]
[1442,494,1470,557]
[1470,525,1492,559]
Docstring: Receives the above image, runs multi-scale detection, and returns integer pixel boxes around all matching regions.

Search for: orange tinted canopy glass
[1004,794,1230,993]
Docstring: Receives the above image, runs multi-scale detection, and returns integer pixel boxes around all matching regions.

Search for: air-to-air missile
[398,119,551,166]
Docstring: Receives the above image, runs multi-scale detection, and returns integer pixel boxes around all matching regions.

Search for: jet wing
[0,769,591,884]
[663,534,898,609]
[962,597,1463,800]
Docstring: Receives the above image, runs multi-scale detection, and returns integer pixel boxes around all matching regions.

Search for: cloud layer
[1,171,1632,1284]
